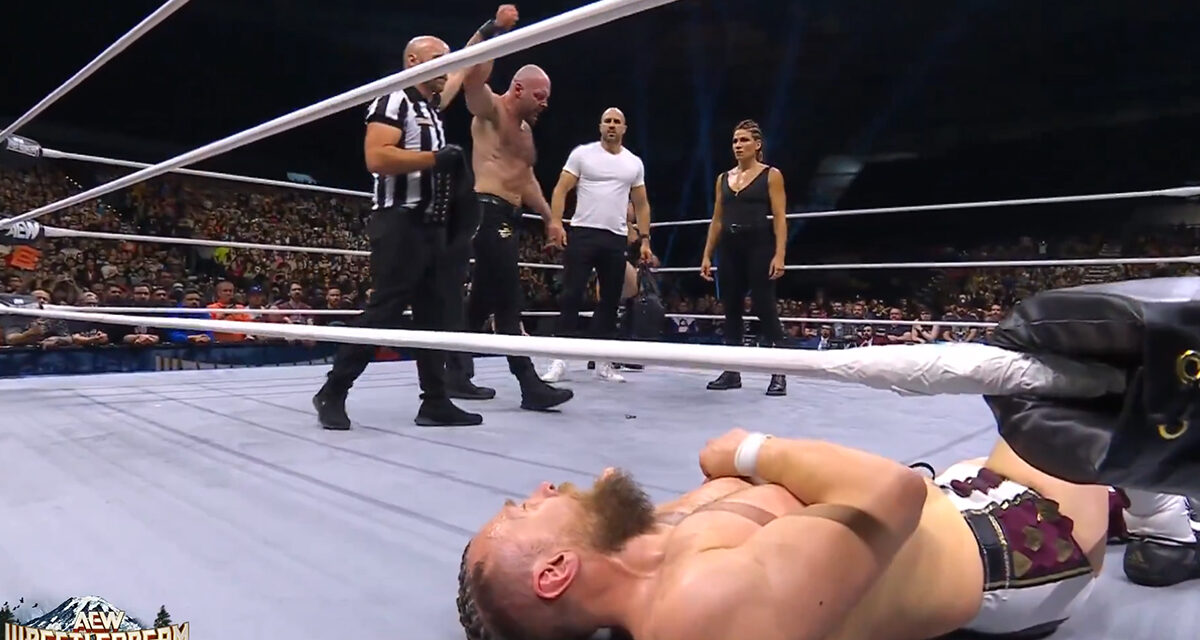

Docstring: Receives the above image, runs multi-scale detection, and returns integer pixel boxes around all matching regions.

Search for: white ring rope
[52,305,998,329]
[0,0,679,230]
[40,148,373,199]
[647,185,1200,228]
[0,0,192,142]
[3,305,1125,399]
[36,149,1200,229]
[40,226,562,270]
[40,148,554,223]
[36,224,1197,272]
[653,255,1200,272]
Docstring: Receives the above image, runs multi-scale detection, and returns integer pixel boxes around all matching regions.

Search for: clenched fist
[496,4,519,29]
[698,428,754,480]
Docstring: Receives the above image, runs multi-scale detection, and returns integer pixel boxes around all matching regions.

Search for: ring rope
[52,305,999,329]
[40,148,373,199]
[32,148,1200,229]
[647,185,1200,227]
[0,0,192,142]
[3,305,1125,398]
[37,225,1197,272]
[0,0,678,230]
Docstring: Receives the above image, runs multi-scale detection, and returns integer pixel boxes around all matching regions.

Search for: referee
[541,107,653,383]
[313,33,485,430]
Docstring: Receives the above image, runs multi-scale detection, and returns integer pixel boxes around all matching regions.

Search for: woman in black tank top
[699,120,788,396]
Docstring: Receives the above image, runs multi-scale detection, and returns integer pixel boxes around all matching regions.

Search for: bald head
[403,36,451,96]
[509,64,551,125]
[404,36,450,67]
[599,107,628,145]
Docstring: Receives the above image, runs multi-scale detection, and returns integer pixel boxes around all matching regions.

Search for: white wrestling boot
[541,359,569,383]
[1189,497,1200,534]
[595,362,626,383]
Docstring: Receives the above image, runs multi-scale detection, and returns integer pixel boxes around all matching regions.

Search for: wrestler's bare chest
[476,116,536,166]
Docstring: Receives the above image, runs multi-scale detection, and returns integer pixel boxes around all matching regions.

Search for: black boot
[707,371,742,390]
[518,371,574,411]
[447,376,496,400]
[1123,538,1200,587]
[313,386,351,430]
[766,374,787,396]
[415,397,483,427]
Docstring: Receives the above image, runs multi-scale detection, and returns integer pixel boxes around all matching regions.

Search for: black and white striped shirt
[365,87,446,211]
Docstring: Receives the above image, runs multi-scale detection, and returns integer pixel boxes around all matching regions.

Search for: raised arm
[683,432,928,640]
[461,6,518,120]
[441,5,519,109]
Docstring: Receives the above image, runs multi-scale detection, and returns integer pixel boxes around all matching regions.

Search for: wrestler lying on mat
[457,429,1194,640]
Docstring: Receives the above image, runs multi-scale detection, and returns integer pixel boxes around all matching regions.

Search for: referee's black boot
[706,371,741,390]
[517,371,574,412]
[313,386,352,431]
[415,397,483,427]
[766,374,787,396]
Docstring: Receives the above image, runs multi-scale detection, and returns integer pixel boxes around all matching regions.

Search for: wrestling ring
[2,1,1199,638]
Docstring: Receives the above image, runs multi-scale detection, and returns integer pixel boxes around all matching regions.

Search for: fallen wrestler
[458,430,1114,640]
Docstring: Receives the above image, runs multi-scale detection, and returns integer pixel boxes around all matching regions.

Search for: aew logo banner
[1,596,188,640]
[1,220,44,246]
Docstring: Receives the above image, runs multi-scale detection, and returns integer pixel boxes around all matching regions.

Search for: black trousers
[325,208,447,398]
[717,226,784,347]
[442,236,475,380]
[556,226,628,340]
[466,194,536,377]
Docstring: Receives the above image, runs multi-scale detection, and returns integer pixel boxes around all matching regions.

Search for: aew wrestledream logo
[1,596,188,640]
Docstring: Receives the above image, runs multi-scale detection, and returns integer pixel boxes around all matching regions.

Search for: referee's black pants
[324,208,448,398]
[556,225,628,340]
[466,194,537,378]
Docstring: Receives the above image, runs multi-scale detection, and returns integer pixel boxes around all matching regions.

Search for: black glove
[985,277,1200,494]
[434,144,464,172]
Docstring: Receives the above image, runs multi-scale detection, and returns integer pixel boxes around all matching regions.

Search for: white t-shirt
[562,142,645,236]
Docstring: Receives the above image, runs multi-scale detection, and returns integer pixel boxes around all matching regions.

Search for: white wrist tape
[734,432,772,480]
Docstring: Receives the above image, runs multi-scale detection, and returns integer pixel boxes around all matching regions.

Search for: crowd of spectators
[2,163,1198,352]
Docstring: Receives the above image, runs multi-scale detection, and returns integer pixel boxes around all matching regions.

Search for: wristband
[734,432,772,481]
[477,19,510,40]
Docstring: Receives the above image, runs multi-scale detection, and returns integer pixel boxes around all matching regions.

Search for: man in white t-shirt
[542,107,653,383]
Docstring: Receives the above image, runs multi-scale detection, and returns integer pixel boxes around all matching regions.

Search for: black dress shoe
[766,374,787,396]
[706,371,742,390]
[518,373,574,411]
[448,381,496,400]
[313,388,351,430]
[415,398,483,427]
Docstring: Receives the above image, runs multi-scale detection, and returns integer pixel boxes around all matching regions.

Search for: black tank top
[720,166,772,228]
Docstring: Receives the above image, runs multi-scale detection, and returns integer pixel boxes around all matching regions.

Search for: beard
[560,469,657,554]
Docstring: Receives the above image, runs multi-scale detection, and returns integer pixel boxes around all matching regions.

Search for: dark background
[4,0,1200,266]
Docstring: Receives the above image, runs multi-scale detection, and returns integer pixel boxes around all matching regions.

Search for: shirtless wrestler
[459,48,572,411]
[458,429,1114,640]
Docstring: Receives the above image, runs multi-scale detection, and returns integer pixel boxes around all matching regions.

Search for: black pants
[466,194,536,377]
[325,208,447,398]
[717,226,784,347]
[442,237,475,380]
[556,226,628,340]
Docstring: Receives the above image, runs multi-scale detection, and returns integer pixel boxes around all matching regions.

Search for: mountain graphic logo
[1,595,188,639]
